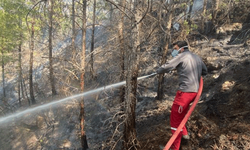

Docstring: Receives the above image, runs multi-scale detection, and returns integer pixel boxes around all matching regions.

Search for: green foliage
[183,20,188,26]
[0,51,14,65]
[191,24,198,30]
[181,3,187,8]
[0,0,30,64]
[182,20,198,35]
[183,20,190,35]
[220,2,228,9]
[208,14,212,20]
[95,1,113,21]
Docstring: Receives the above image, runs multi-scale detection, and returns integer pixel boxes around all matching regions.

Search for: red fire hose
[163,77,204,150]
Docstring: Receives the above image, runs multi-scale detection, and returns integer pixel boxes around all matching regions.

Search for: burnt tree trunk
[212,0,220,24]
[157,0,173,100]
[118,0,126,107]
[18,15,23,107]
[123,3,142,149]
[201,0,207,33]
[49,0,57,96]
[80,0,88,149]
[18,35,22,106]
[29,21,36,104]
[90,0,96,78]
[72,0,76,58]
[1,48,6,99]
[187,0,194,25]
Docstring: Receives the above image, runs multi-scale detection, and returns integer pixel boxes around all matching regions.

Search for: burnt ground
[136,42,250,150]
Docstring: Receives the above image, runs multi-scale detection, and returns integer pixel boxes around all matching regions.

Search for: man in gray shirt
[157,41,207,150]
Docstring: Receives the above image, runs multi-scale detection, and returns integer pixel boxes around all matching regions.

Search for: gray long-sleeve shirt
[157,49,207,92]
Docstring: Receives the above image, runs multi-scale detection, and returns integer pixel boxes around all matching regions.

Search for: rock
[36,116,45,129]
[221,81,235,92]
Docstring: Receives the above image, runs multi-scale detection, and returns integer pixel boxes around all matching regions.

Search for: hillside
[0,23,250,150]
[137,40,250,149]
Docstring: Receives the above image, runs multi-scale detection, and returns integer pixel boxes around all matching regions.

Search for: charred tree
[90,0,96,78]
[72,0,76,59]
[48,0,57,96]
[18,34,23,106]
[18,15,24,107]
[29,21,36,104]
[1,48,6,99]
[79,0,88,149]
[118,0,126,106]
[212,0,220,25]
[187,0,194,25]
[123,1,144,149]
[201,0,207,33]
[157,0,173,100]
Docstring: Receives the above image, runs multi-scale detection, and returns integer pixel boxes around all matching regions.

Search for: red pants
[170,91,197,150]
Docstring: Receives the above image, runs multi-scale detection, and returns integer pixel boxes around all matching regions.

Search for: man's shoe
[182,134,190,140]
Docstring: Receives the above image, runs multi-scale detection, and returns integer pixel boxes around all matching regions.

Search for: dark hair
[172,41,188,48]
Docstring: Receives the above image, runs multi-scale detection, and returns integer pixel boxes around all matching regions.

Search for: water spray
[0,73,157,124]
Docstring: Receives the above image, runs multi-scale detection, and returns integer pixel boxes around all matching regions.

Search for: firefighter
[157,41,207,150]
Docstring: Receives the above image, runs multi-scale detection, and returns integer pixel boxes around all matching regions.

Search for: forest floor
[87,28,250,149]
[0,23,250,150]
[136,35,250,149]
[137,54,250,150]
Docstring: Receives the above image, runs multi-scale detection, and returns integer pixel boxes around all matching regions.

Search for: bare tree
[187,0,194,25]
[48,0,57,96]
[212,0,220,25]
[90,0,96,78]
[123,0,147,148]
[110,3,113,22]
[18,14,25,107]
[29,20,36,104]
[79,0,88,149]
[18,30,23,107]
[118,0,126,107]
[1,47,6,99]
[157,0,173,100]
[201,0,207,33]
[72,0,76,58]
[105,0,153,148]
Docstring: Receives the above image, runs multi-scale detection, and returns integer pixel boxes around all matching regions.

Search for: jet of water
[0,73,157,124]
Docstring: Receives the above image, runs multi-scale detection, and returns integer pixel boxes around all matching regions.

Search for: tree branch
[26,0,47,33]
[105,0,131,20]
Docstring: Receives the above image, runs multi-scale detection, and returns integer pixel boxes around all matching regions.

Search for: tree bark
[150,0,153,12]
[80,0,88,149]
[1,48,6,99]
[212,0,220,24]
[23,78,30,106]
[29,21,36,104]
[110,3,113,23]
[72,0,76,59]
[118,0,126,106]
[18,15,23,107]
[201,0,207,33]
[187,0,194,25]
[123,3,142,149]
[157,0,173,100]
[90,0,96,78]
[18,35,22,107]
[49,0,57,96]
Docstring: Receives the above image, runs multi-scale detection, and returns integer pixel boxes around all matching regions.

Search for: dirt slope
[137,40,250,150]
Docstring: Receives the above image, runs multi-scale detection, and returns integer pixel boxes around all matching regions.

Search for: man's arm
[156,56,181,74]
